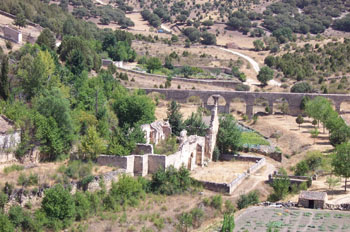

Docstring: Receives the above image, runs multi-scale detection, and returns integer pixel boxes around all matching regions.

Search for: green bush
[74,192,90,221]
[0,213,14,232]
[294,160,309,176]
[42,184,76,229]
[221,214,235,232]
[0,192,8,210]
[210,195,223,211]
[64,160,93,180]
[3,165,24,174]
[17,173,39,187]
[150,166,194,195]
[237,191,259,210]
[109,174,144,206]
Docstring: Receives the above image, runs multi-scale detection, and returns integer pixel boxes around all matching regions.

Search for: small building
[2,26,22,44]
[101,59,113,66]
[298,191,327,209]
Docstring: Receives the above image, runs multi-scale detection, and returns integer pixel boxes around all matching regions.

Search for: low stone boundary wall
[198,154,266,194]
[119,67,241,89]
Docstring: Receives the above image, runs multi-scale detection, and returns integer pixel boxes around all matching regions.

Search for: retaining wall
[198,154,266,194]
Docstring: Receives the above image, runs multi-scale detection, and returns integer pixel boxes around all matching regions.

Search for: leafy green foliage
[217,115,242,154]
[150,166,194,195]
[34,89,75,160]
[78,126,106,160]
[166,101,184,136]
[154,136,178,155]
[332,142,350,191]
[269,168,290,201]
[109,174,144,206]
[36,28,56,50]
[221,214,235,232]
[257,66,274,85]
[291,82,312,93]
[237,191,259,210]
[42,184,75,228]
[0,213,14,232]
[113,92,155,128]
[184,112,208,136]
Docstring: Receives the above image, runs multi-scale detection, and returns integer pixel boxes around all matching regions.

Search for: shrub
[210,195,223,211]
[291,82,312,93]
[236,191,259,209]
[154,136,178,155]
[295,160,309,176]
[0,192,8,210]
[64,160,93,180]
[0,213,14,232]
[224,200,235,214]
[268,169,290,201]
[221,214,235,232]
[109,174,144,206]
[3,165,24,174]
[74,192,90,221]
[17,173,39,187]
[42,184,76,228]
[150,166,194,195]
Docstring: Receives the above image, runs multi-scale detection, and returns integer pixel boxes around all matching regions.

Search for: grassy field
[234,207,350,232]
[241,132,270,146]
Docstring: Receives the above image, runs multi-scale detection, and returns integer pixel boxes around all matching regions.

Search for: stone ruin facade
[2,26,22,44]
[97,95,221,176]
[0,115,21,164]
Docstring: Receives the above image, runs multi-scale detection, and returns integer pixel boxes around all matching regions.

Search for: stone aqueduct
[142,88,350,118]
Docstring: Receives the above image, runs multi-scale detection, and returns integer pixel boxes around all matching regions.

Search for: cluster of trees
[183,27,217,45]
[304,96,350,146]
[0,166,197,231]
[141,9,162,28]
[166,101,208,136]
[0,30,153,161]
[264,39,350,84]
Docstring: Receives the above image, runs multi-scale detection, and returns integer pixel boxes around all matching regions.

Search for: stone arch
[253,97,269,116]
[230,97,247,115]
[207,95,226,106]
[273,97,290,115]
[186,95,203,106]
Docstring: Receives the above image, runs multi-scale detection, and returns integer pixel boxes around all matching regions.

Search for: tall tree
[257,66,274,86]
[166,101,184,136]
[14,12,27,28]
[332,142,350,191]
[36,28,56,50]
[216,115,241,154]
[0,55,9,100]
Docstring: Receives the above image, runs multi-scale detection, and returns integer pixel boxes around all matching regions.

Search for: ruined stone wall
[198,155,266,194]
[141,121,171,145]
[0,131,21,163]
[97,155,135,174]
[2,26,22,43]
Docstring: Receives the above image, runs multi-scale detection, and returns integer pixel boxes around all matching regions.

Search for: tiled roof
[299,191,327,201]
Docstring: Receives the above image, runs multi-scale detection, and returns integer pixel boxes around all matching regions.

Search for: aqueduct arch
[141,88,350,119]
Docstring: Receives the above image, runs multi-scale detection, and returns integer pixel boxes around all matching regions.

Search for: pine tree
[166,101,183,136]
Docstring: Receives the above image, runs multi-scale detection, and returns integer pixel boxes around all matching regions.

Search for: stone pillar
[246,105,253,119]
[335,102,341,113]
[205,95,220,161]
[268,101,274,114]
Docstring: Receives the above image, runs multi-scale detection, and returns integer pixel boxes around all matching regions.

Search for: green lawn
[241,132,270,146]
